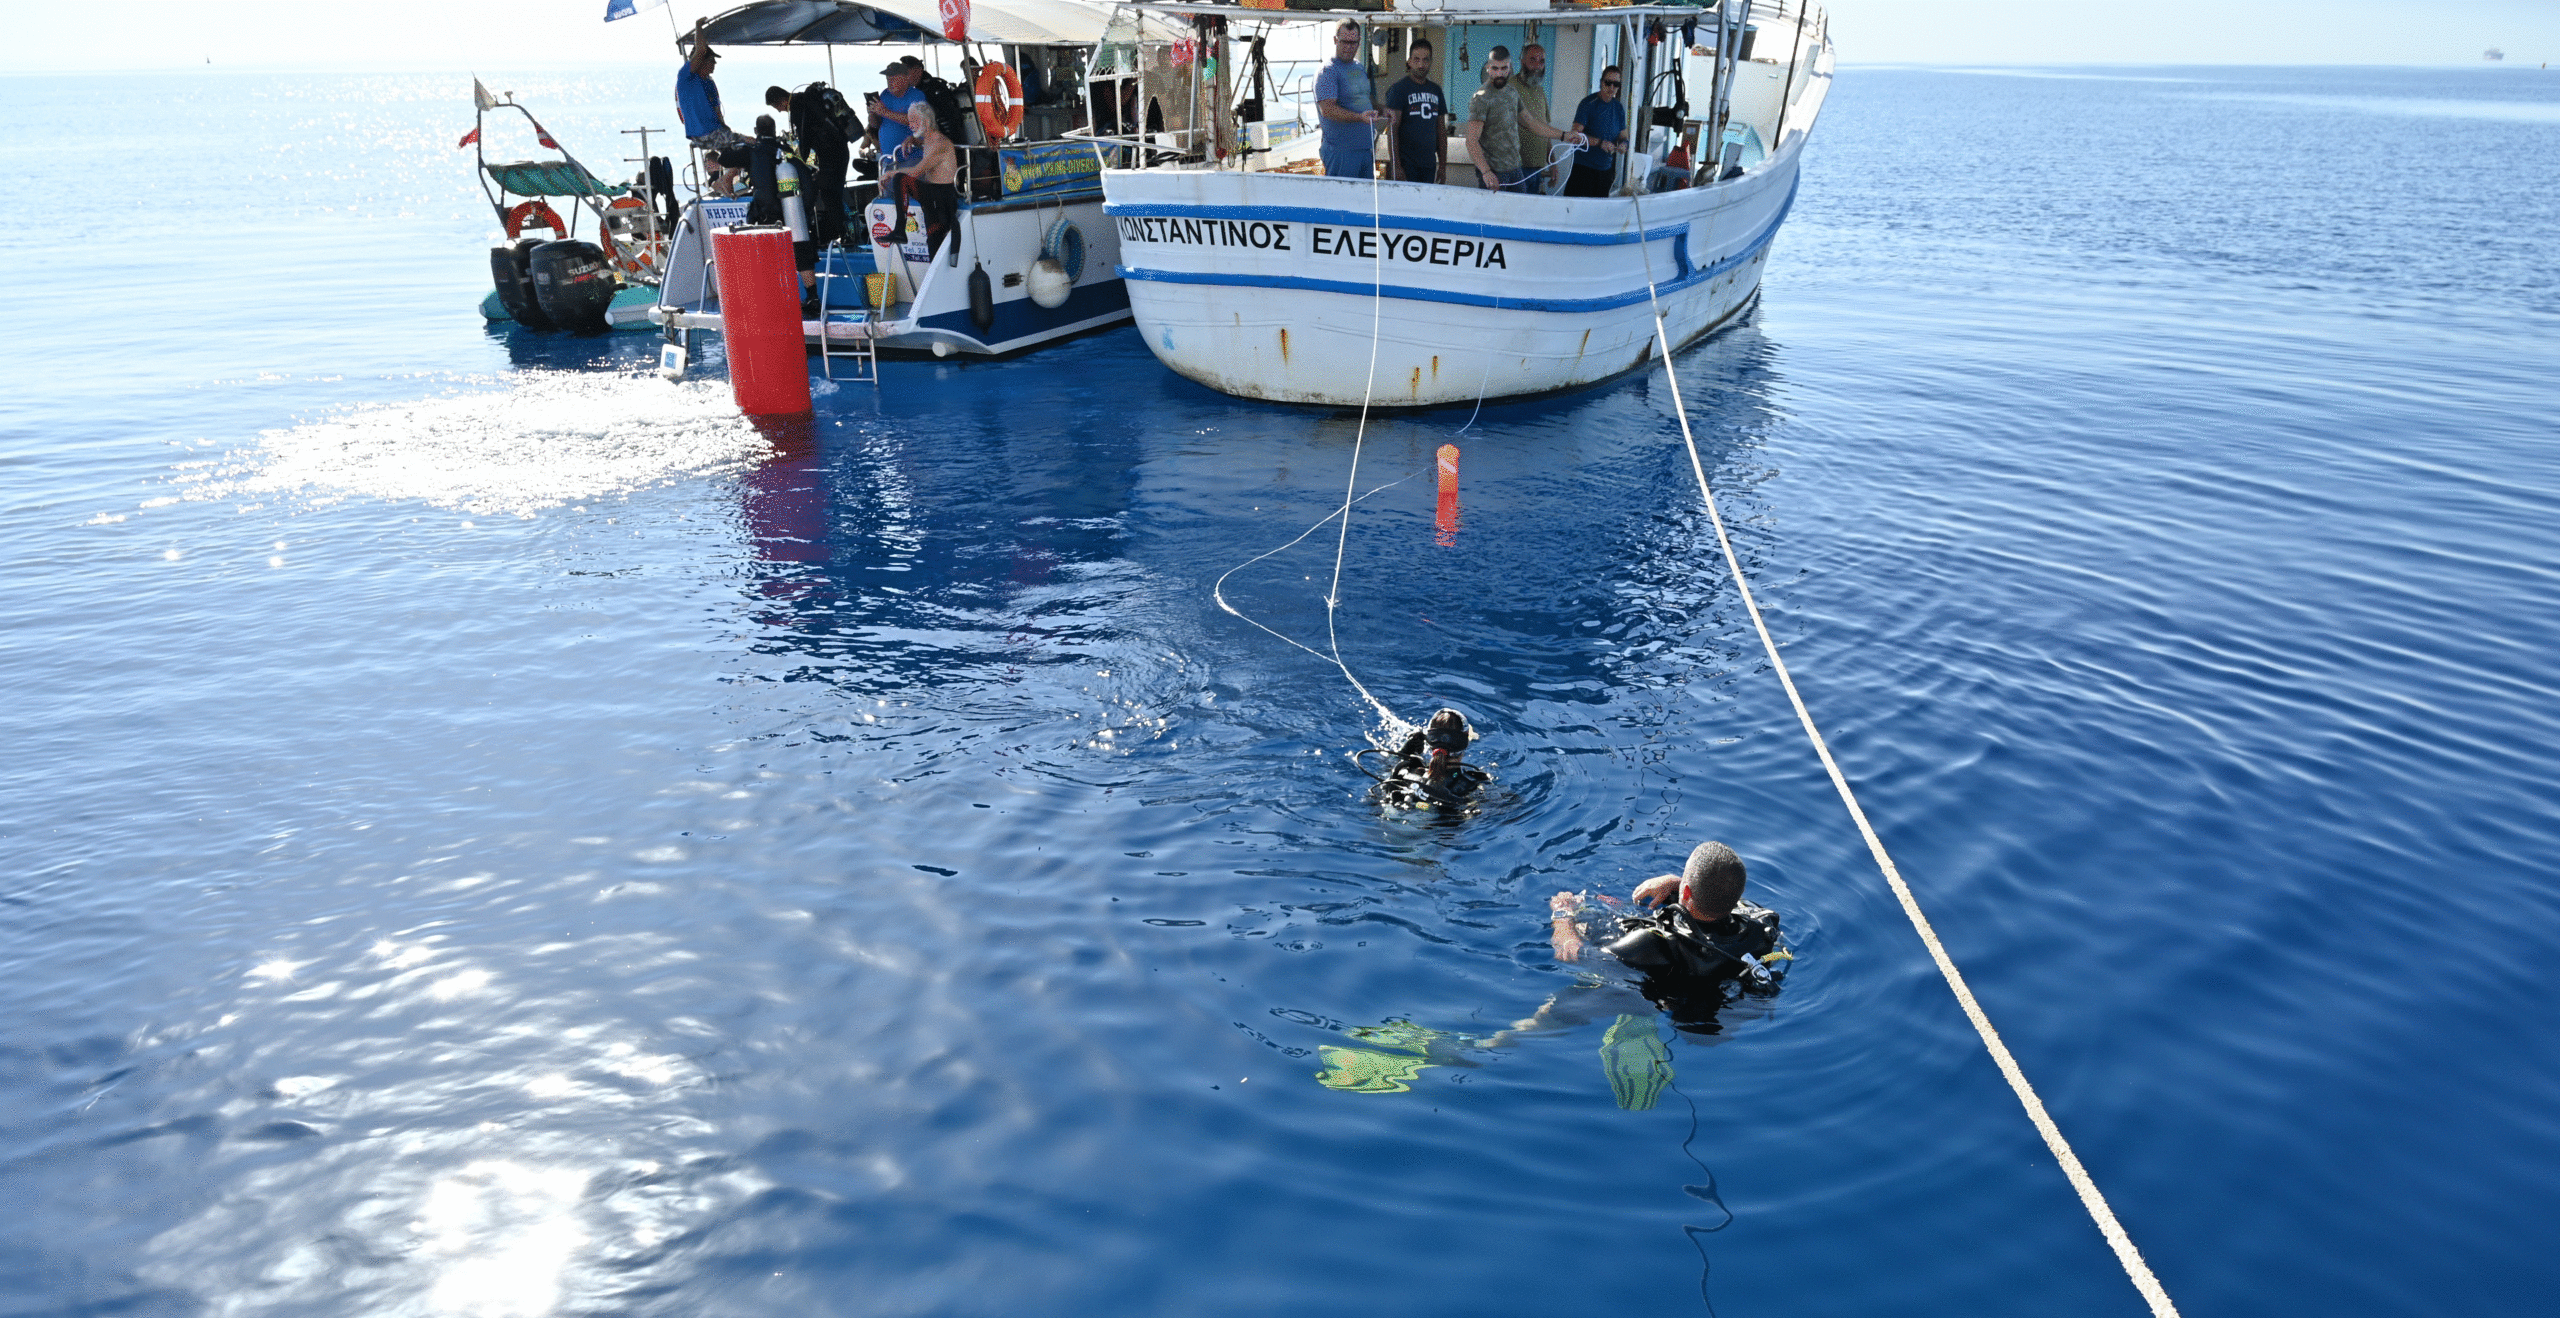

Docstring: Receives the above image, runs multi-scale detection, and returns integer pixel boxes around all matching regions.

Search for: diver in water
[1312,841,1786,1107]
[1514,840,1787,1040]
[1360,707,1492,808]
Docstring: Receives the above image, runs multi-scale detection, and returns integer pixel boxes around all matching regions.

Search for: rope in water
[1624,187,2181,1318]
[1211,465,1424,735]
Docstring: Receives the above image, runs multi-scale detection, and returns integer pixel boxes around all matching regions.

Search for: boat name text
[1115,216,1508,269]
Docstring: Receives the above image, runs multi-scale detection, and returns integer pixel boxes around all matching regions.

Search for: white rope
[1305,128,1411,741]
[1624,187,2181,1318]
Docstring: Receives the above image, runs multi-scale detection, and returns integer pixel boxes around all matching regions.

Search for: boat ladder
[815,243,881,386]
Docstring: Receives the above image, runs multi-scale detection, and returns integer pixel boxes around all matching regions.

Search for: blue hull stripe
[1118,181,1796,315]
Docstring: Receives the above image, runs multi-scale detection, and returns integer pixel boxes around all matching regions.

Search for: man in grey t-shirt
[1464,46,1582,193]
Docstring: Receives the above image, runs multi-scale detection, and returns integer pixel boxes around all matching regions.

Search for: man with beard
[1463,46,1581,193]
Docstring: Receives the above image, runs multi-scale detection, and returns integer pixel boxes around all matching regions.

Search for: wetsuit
[786,85,851,250]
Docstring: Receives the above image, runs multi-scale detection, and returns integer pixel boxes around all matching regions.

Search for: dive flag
[938,0,970,42]
[457,126,480,149]
[604,0,669,20]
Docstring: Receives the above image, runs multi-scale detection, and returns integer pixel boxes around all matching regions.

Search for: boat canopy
[698,0,1119,47]
[484,159,626,199]
[1113,2,1741,26]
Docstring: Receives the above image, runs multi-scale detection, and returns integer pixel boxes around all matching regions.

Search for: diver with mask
[1357,707,1492,809]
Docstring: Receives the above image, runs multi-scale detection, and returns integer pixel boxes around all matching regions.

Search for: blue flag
[604,0,668,21]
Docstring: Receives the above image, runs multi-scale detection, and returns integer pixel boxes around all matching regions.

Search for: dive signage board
[999,142,1102,199]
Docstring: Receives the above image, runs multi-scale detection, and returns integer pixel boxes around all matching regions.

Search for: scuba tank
[778,157,809,243]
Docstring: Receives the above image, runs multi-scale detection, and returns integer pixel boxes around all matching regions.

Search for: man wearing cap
[867,62,930,238]
[677,18,744,150]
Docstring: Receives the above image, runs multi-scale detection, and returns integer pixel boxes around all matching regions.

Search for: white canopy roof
[698,0,1117,48]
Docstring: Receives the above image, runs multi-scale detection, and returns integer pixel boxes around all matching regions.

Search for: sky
[0,0,2554,73]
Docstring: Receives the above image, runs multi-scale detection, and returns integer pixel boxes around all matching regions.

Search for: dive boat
[469,81,675,332]
[1095,0,1831,406]
[654,0,1155,361]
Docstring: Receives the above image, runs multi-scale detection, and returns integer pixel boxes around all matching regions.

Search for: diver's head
[1679,841,1747,920]
[1421,708,1471,783]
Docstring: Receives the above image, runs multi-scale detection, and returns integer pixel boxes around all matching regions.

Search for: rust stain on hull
[1430,355,1439,379]
[1278,327,1290,365]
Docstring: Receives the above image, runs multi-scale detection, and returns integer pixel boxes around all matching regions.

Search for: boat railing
[1057,124,1212,169]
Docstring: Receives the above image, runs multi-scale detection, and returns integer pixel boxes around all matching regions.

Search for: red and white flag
[937,0,970,42]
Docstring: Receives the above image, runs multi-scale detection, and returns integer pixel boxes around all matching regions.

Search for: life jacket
[1606,899,1782,987]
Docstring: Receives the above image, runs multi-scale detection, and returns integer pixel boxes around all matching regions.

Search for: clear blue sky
[3,0,2555,72]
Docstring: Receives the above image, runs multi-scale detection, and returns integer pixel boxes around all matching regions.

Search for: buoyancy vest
[1607,899,1781,985]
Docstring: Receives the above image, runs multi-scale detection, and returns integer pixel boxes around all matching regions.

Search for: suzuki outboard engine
[489,239,555,330]
[529,240,617,334]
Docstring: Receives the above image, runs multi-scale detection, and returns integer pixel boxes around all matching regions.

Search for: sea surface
[3,61,2556,1318]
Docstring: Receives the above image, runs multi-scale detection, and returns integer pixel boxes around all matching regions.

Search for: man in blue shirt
[676,19,742,149]
[867,62,931,242]
[1314,21,1385,179]
[1565,63,1630,197]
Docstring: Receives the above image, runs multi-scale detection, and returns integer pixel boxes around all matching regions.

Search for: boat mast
[1712,0,1750,176]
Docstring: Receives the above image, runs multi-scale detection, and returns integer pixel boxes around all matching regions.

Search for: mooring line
[1294,130,1413,742]
[1625,188,2180,1318]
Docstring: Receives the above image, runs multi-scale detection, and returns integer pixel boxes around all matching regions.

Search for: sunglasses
[1602,80,1622,87]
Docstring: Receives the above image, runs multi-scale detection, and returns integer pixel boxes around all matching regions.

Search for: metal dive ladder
[815,242,881,386]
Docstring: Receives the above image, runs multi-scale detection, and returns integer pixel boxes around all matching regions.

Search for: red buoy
[1435,444,1460,548]
[709,225,811,416]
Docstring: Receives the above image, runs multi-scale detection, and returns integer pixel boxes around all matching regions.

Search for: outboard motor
[529,240,617,334]
[490,239,554,329]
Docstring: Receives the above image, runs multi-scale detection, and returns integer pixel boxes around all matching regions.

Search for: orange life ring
[503,199,567,240]
[973,62,1025,141]
[600,195,663,277]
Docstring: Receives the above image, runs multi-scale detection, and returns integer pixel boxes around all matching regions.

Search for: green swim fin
[1315,1044,1435,1094]
[1601,1014,1673,1111]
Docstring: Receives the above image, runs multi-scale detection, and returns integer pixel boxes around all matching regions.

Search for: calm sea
[3,61,2555,1317]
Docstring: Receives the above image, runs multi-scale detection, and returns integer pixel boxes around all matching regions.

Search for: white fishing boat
[654,0,1160,363]
[1093,0,1830,406]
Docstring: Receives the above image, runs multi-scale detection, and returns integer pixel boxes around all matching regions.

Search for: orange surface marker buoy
[1434,443,1460,548]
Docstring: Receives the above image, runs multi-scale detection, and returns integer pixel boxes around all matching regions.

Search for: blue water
[4,63,2556,1316]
